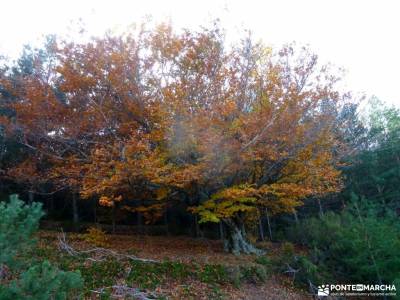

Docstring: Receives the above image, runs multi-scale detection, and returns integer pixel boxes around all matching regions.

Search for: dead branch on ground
[57,231,158,263]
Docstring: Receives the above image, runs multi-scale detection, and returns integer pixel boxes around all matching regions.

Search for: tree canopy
[0,24,354,254]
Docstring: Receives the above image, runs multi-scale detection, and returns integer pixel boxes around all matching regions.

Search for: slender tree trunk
[258,216,264,241]
[28,190,34,204]
[223,219,264,255]
[72,191,79,231]
[137,212,143,234]
[341,196,346,210]
[220,222,229,252]
[93,199,97,224]
[377,185,386,208]
[293,210,299,224]
[48,194,54,217]
[317,198,324,217]
[265,208,273,241]
[112,205,116,234]
[219,222,224,240]
[50,194,55,212]
[164,209,170,236]
[194,214,200,238]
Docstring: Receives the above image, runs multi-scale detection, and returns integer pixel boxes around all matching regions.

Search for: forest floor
[34,230,312,300]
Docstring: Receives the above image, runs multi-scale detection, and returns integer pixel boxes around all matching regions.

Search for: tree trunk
[376,185,386,208]
[194,214,201,238]
[112,205,116,234]
[258,216,264,241]
[219,222,224,240]
[137,212,144,234]
[164,209,170,236]
[317,198,324,217]
[265,208,273,241]
[28,190,34,204]
[220,222,230,252]
[72,192,79,231]
[50,195,55,213]
[93,199,97,224]
[223,219,264,255]
[293,210,299,224]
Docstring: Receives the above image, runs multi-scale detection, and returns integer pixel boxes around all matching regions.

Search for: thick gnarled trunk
[223,219,264,255]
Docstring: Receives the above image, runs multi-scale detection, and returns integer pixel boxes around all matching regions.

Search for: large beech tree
[0,24,350,254]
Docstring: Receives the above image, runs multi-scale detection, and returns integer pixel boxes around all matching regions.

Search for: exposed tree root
[223,221,265,255]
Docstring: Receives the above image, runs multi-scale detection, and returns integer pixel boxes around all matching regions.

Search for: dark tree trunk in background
[265,208,273,241]
[293,210,299,224]
[28,190,34,204]
[258,216,264,241]
[164,209,170,236]
[137,212,143,234]
[93,198,97,224]
[72,192,79,225]
[112,205,116,233]
[223,219,264,255]
[219,222,224,240]
[220,222,230,252]
[317,198,324,217]
[193,214,201,238]
[50,195,55,213]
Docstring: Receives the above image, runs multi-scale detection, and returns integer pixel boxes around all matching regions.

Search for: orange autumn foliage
[0,23,350,226]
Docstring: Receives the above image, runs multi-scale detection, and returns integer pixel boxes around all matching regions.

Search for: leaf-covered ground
[34,231,310,299]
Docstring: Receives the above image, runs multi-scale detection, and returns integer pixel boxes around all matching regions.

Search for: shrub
[0,261,83,300]
[255,255,271,266]
[271,242,320,286]
[285,201,400,286]
[225,265,242,287]
[0,194,44,269]
[198,264,228,284]
[240,265,269,283]
[0,194,83,300]
[83,226,109,247]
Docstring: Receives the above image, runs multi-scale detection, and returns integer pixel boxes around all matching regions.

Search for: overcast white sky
[0,0,399,106]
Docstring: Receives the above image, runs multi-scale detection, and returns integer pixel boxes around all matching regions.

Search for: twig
[284,263,299,283]
[90,285,157,300]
